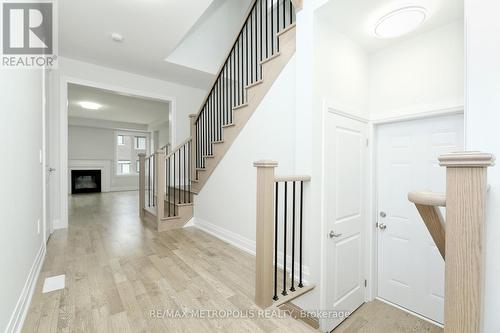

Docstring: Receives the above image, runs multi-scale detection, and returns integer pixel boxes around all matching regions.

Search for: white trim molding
[5,242,46,333]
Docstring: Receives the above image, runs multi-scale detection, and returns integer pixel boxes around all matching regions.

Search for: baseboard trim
[375,297,444,328]
[193,217,256,255]
[192,217,310,283]
[279,301,320,330]
[6,241,46,333]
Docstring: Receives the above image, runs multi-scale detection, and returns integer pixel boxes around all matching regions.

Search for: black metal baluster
[255,2,258,81]
[276,0,280,51]
[290,181,296,292]
[188,141,191,203]
[273,181,279,301]
[167,156,171,216]
[282,0,285,30]
[245,22,249,88]
[266,0,268,58]
[152,155,155,206]
[299,180,303,288]
[271,0,273,54]
[147,157,150,207]
[178,149,181,204]
[183,145,186,203]
[282,181,288,296]
[260,0,263,79]
[289,0,292,25]
[173,153,176,215]
[250,9,253,84]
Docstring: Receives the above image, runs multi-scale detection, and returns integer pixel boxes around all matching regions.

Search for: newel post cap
[189,114,197,118]
[439,151,495,167]
[253,160,278,168]
[155,149,166,155]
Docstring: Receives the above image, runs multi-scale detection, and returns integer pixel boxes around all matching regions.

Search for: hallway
[23,191,317,332]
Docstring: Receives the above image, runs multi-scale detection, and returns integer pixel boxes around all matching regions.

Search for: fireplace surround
[71,170,102,194]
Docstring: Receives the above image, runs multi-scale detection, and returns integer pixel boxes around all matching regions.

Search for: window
[116,132,149,175]
[118,160,131,174]
[135,136,146,150]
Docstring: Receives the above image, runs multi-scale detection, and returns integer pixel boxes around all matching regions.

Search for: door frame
[369,107,464,326]
[55,75,176,229]
[320,102,371,331]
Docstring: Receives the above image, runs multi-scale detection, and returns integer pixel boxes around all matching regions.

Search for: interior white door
[325,113,367,331]
[376,114,464,324]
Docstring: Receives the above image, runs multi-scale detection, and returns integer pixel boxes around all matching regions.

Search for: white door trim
[56,75,176,229]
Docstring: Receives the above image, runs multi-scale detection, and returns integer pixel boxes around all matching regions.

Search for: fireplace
[71,170,101,194]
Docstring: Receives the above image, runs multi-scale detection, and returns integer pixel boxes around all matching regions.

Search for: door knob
[48,167,56,173]
[379,211,386,218]
[329,230,342,238]
[378,223,387,230]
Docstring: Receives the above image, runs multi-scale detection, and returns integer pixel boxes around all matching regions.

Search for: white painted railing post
[439,152,495,333]
[138,153,146,219]
[155,150,166,225]
[189,114,197,181]
[254,160,278,308]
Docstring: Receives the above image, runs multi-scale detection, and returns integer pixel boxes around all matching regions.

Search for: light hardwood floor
[22,191,318,333]
[23,191,444,333]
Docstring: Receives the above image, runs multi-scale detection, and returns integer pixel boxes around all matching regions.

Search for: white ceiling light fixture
[111,32,124,42]
[374,6,427,39]
[79,101,102,110]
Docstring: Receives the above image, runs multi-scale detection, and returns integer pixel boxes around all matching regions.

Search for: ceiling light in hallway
[374,6,427,39]
[79,101,102,110]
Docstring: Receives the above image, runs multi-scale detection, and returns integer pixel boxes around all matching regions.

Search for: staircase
[138,0,298,231]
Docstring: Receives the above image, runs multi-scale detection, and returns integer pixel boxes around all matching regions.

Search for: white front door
[376,114,464,324]
[325,112,367,331]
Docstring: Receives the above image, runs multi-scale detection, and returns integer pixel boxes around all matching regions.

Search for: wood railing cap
[439,152,495,167]
[138,153,147,157]
[408,191,446,207]
[189,114,197,118]
[155,149,166,155]
[253,160,278,168]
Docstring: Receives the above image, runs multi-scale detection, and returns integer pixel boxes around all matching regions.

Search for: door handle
[329,230,342,238]
[48,167,56,172]
[378,223,387,230]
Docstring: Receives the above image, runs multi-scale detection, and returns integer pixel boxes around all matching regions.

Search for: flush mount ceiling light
[79,101,102,110]
[111,32,124,42]
[374,6,427,39]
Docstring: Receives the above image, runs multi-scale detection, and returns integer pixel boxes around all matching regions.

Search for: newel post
[439,152,495,333]
[189,114,197,181]
[138,153,146,218]
[254,160,278,308]
[155,150,166,225]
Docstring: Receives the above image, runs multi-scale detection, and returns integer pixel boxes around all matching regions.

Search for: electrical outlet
[37,219,40,234]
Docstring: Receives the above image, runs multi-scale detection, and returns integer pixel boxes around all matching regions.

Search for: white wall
[49,57,206,229]
[465,1,500,331]
[369,20,464,119]
[166,0,252,74]
[315,18,369,118]
[0,70,45,332]
[194,56,297,249]
[68,125,146,191]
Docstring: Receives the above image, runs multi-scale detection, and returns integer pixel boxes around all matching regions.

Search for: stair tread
[223,123,236,128]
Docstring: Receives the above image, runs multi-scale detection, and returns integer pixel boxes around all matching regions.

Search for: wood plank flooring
[22,191,318,333]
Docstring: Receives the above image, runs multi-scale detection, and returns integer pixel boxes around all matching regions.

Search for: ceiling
[60,0,216,89]
[68,83,169,125]
[166,0,252,74]
[316,0,463,53]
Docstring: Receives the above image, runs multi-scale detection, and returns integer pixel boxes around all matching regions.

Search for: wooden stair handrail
[408,191,446,207]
